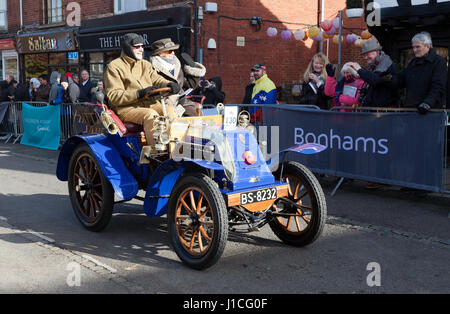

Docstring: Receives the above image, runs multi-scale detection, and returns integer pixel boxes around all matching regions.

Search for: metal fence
[0,101,103,144]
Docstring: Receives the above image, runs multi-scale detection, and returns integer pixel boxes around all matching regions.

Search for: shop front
[78,6,192,82]
[16,27,78,84]
[0,38,18,81]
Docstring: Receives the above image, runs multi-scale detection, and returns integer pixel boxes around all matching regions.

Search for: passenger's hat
[150,38,180,55]
[361,40,382,54]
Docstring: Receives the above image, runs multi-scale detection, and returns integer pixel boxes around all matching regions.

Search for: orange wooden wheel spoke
[189,230,198,250]
[189,191,197,213]
[200,226,211,241]
[294,216,301,231]
[196,195,203,215]
[286,177,292,195]
[198,231,204,252]
[294,183,300,198]
[180,198,193,214]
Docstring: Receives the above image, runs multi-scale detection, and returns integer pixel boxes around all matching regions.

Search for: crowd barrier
[232,103,450,195]
[0,101,104,145]
[1,101,449,194]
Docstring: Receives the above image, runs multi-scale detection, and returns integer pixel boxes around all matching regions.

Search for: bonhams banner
[261,105,447,192]
[20,103,61,150]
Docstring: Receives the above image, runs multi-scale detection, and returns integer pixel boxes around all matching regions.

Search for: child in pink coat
[324,62,365,111]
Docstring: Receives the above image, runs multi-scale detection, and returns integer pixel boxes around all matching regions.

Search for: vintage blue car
[56,88,327,270]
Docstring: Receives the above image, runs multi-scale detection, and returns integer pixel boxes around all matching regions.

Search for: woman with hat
[149,38,206,116]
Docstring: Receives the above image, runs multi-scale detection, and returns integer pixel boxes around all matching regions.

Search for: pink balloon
[321,20,332,31]
[281,30,292,40]
[267,27,277,38]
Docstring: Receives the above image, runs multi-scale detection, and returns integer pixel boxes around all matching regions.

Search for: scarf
[155,56,176,76]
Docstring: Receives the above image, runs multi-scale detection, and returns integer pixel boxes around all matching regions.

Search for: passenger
[149,38,206,116]
[324,62,365,111]
[299,53,331,110]
[103,33,179,149]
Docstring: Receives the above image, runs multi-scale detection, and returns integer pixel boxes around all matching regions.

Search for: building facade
[1,0,367,103]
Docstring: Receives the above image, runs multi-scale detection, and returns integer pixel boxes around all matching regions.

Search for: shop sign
[16,31,76,53]
[0,39,15,50]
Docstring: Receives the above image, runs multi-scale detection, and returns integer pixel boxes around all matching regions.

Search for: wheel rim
[275,175,313,234]
[71,153,104,223]
[175,187,215,257]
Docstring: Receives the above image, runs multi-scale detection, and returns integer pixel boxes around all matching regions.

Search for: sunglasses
[132,44,144,49]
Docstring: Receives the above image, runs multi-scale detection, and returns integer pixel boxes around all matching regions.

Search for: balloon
[312,32,324,41]
[323,31,334,39]
[267,27,277,38]
[307,26,320,38]
[281,30,292,40]
[332,17,341,29]
[333,35,343,44]
[321,20,333,31]
[325,26,336,35]
[346,33,357,44]
[294,29,306,40]
[361,29,372,39]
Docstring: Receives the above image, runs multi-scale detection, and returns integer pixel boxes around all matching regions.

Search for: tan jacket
[104,52,170,117]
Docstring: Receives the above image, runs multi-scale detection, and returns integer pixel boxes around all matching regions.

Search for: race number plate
[240,187,277,205]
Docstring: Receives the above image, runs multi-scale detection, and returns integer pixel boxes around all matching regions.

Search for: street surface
[0,143,449,294]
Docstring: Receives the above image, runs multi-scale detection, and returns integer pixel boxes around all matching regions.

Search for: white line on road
[27,229,55,243]
[82,254,118,273]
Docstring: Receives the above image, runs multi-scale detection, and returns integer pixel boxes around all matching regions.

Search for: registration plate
[240,188,277,205]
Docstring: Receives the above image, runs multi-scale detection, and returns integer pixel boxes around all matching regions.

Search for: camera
[200,80,208,88]
[358,87,368,105]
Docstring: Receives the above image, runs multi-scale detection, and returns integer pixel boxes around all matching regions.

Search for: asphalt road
[0,143,449,294]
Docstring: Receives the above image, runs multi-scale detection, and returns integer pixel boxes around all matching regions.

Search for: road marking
[82,254,118,273]
[27,229,55,243]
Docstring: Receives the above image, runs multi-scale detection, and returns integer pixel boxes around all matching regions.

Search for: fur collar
[184,62,206,77]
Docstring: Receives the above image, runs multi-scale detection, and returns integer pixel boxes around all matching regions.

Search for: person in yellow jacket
[104,33,179,148]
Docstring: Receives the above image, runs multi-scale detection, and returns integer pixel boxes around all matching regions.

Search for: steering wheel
[145,87,172,97]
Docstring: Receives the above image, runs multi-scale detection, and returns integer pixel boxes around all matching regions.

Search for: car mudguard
[144,159,225,217]
[56,134,139,200]
[266,143,327,172]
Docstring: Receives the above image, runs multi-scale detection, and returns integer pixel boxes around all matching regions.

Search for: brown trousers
[121,103,176,146]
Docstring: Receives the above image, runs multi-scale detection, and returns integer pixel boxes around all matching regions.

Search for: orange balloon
[332,35,343,44]
[323,32,334,39]
[361,29,372,39]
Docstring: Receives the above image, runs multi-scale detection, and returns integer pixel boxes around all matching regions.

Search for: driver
[104,33,179,148]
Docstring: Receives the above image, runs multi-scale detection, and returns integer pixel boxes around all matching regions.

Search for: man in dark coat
[349,40,399,108]
[395,32,447,113]
[78,69,94,102]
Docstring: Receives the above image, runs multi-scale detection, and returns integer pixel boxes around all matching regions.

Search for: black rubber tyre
[167,173,228,270]
[68,143,114,232]
[270,161,327,246]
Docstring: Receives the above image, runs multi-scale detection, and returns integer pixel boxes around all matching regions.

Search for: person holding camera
[348,40,399,108]
[192,76,225,106]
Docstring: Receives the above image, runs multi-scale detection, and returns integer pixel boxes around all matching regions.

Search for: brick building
[0,0,368,103]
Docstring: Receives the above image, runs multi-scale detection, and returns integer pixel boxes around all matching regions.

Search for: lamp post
[337,10,343,77]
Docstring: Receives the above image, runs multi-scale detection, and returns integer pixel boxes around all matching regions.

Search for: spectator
[249,63,277,123]
[192,77,225,106]
[0,75,14,101]
[324,62,365,111]
[62,72,80,103]
[103,33,179,150]
[72,73,80,85]
[8,80,29,101]
[90,80,105,102]
[299,53,330,109]
[49,71,63,105]
[33,74,51,102]
[29,78,40,100]
[394,32,448,113]
[149,38,206,116]
[348,40,398,108]
[78,69,94,103]
[242,68,256,104]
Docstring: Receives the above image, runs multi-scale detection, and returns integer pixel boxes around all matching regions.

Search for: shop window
[4,57,18,81]
[114,0,147,15]
[43,0,64,25]
[0,0,7,30]
[24,54,48,83]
